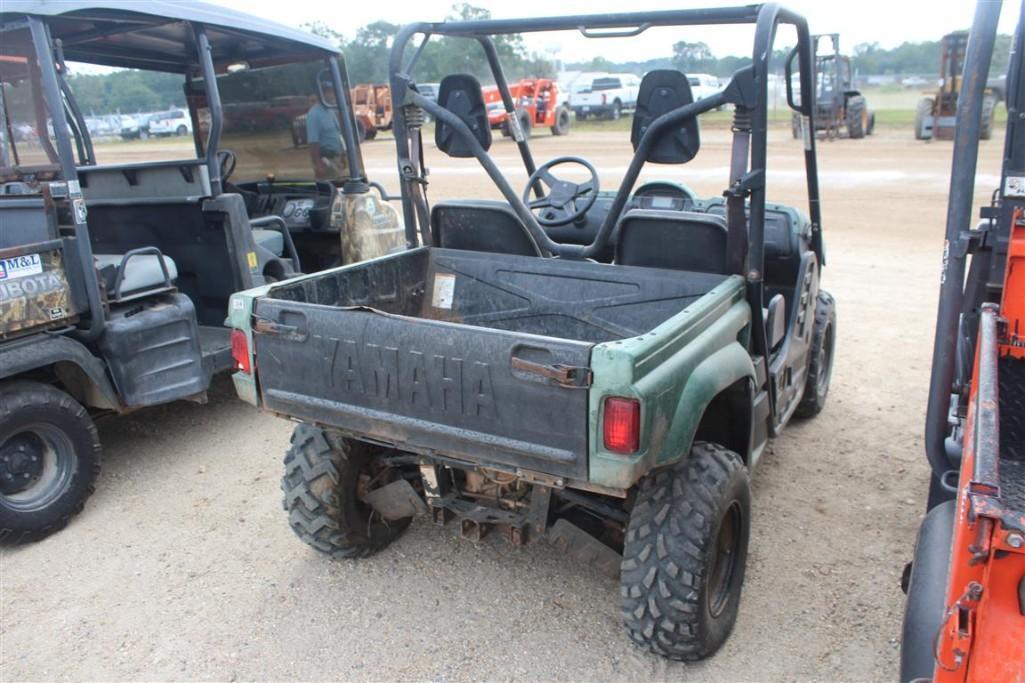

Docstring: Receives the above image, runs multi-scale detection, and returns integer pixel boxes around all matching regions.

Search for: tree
[672,41,714,72]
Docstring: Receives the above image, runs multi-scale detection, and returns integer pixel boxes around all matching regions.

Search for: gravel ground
[0,126,1005,681]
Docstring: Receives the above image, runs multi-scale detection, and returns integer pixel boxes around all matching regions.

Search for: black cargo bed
[253,247,725,480]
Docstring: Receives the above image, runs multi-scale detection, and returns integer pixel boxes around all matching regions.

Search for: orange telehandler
[900,1,1025,681]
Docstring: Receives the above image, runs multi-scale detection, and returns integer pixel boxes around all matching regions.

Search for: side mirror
[435,74,491,158]
[785,47,803,111]
[631,70,700,164]
[316,68,338,110]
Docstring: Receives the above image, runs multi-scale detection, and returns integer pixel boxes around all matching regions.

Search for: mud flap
[364,479,428,521]
[548,518,622,578]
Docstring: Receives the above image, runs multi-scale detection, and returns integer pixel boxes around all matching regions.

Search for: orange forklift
[483,78,570,138]
[350,83,393,140]
[900,1,1025,681]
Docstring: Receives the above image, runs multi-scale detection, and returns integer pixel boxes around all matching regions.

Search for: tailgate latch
[252,316,307,342]
[511,357,592,388]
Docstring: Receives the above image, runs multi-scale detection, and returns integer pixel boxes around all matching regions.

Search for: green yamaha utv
[0,1,403,542]
[229,4,835,661]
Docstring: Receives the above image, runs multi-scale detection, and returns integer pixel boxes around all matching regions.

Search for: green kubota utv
[0,0,404,542]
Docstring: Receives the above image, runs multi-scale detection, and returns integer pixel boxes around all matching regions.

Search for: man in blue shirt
[306,83,348,180]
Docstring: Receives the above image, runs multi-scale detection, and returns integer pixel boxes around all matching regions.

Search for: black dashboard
[236,180,336,232]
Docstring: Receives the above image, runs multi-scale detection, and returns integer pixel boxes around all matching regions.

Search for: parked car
[569,73,641,120]
[119,113,154,139]
[688,73,723,100]
[147,109,192,137]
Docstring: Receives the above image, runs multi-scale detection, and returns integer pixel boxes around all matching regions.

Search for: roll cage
[387,3,822,367]
[0,1,367,340]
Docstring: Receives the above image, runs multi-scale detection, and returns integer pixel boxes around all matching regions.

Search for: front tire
[175,125,188,136]
[846,96,867,139]
[282,424,410,558]
[551,107,570,136]
[621,442,751,661]
[980,96,996,140]
[795,290,837,418]
[0,381,101,543]
[914,97,934,140]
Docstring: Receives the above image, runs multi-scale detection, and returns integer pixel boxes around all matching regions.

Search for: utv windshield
[198,59,353,184]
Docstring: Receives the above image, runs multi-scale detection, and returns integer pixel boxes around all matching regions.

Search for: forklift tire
[795,290,837,419]
[551,107,571,136]
[355,119,368,142]
[846,96,867,139]
[914,97,934,140]
[281,424,410,559]
[621,442,751,661]
[518,110,532,139]
[980,96,996,140]
[0,381,101,544]
[365,128,378,141]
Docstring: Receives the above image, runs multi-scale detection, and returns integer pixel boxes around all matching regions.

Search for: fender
[0,333,119,410]
[589,281,754,490]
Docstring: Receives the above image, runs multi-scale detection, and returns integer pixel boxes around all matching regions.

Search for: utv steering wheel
[522,156,599,227]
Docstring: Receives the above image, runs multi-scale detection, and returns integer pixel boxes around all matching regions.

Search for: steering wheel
[217,149,236,183]
[522,156,599,227]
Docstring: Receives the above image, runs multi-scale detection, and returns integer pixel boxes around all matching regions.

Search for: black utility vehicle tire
[282,424,410,558]
[914,97,934,140]
[621,442,751,661]
[0,381,100,543]
[846,96,867,139]
[980,96,996,140]
[795,290,837,419]
[551,107,571,136]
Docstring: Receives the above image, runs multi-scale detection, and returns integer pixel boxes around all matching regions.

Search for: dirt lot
[0,124,1006,681]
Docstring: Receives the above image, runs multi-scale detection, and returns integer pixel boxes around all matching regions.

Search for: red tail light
[231,329,252,373]
[603,397,640,454]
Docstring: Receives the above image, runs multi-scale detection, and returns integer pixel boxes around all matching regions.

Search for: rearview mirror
[631,70,700,164]
[435,74,491,158]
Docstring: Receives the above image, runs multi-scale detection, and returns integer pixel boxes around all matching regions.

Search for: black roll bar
[924,0,1003,486]
[193,24,223,197]
[29,17,105,341]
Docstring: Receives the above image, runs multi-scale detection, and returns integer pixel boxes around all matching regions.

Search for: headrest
[435,74,491,158]
[631,69,700,164]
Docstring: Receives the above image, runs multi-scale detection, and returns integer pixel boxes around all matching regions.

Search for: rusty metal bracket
[510,357,592,388]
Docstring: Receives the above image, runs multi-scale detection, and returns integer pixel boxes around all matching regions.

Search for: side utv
[0,0,404,541]
[230,3,835,661]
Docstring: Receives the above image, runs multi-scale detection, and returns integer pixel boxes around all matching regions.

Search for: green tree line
[62,8,1014,116]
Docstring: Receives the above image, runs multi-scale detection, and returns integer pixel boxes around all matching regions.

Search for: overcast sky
[209,0,1021,63]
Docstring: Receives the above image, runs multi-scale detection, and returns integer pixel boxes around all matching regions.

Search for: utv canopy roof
[0,0,338,72]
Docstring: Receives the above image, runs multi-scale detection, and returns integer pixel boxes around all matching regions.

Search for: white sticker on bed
[432,273,456,309]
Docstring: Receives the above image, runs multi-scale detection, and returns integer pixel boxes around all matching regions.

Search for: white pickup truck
[569,73,641,120]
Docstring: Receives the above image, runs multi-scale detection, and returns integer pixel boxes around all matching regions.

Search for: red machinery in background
[482,78,570,138]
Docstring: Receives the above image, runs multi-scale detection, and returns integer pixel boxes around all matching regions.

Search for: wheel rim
[816,322,835,397]
[0,424,76,512]
[707,500,742,618]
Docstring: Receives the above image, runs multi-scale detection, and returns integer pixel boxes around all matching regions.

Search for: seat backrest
[616,209,728,273]
[431,200,542,257]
